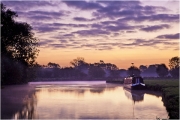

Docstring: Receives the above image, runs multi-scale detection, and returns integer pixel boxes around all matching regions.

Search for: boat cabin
[124,76,145,90]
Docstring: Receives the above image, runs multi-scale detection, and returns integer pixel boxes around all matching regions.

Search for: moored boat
[124,76,146,90]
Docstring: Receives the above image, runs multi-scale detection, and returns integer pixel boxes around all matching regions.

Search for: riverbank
[144,80,179,119]
[1,84,36,119]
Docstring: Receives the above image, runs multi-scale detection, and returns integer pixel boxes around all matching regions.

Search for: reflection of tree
[36,87,86,97]
[13,92,38,119]
[89,88,105,94]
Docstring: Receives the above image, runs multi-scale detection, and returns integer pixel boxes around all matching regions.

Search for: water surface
[14,81,168,119]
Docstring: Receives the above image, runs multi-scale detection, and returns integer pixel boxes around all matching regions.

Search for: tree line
[32,56,179,81]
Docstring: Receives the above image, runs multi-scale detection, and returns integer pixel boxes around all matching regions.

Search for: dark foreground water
[2,81,168,119]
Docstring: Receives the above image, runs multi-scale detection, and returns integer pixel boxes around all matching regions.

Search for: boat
[123,76,146,90]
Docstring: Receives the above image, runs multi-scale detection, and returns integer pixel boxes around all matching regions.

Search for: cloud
[104,25,139,32]
[126,30,136,33]
[73,17,94,22]
[63,1,102,10]
[28,10,65,17]
[33,22,89,33]
[149,14,179,22]
[49,44,67,48]
[90,20,142,32]
[35,26,61,33]
[52,23,89,28]
[117,38,177,49]
[16,10,68,22]
[39,39,54,48]
[28,15,52,21]
[156,33,180,39]
[81,44,96,48]
[118,14,179,23]
[92,1,169,19]
[72,29,110,36]
[2,1,178,52]
[140,24,170,32]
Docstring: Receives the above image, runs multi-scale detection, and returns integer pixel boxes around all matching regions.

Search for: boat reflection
[123,88,144,102]
[123,87,162,103]
[123,88,164,119]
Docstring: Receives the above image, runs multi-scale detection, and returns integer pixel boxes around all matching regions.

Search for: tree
[169,56,179,69]
[156,64,169,77]
[70,57,84,67]
[88,66,105,78]
[47,62,60,68]
[141,64,158,77]
[70,57,89,70]
[1,3,39,84]
[47,62,60,78]
[169,56,179,78]
[139,65,147,72]
[127,66,141,76]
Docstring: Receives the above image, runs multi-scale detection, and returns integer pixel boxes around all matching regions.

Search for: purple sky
[2,0,179,68]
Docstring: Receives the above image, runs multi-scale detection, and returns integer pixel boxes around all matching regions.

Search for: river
[1,81,168,119]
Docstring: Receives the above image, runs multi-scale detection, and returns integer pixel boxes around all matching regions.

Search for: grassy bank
[144,79,179,119]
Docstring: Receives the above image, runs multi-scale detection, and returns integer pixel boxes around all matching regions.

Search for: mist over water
[12,81,168,119]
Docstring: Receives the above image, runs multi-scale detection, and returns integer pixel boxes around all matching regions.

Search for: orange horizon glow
[36,47,179,69]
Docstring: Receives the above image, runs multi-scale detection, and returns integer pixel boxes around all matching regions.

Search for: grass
[144,79,179,119]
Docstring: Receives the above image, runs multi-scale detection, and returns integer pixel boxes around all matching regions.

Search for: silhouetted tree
[70,57,85,68]
[141,64,158,77]
[1,4,39,66]
[156,64,169,77]
[1,3,39,84]
[47,62,60,68]
[70,57,89,70]
[105,63,118,70]
[46,62,60,78]
[169,56,179,78]
[88,66,105,78]
[127,66,141,76]
[139,65,147,72]
[28,63,42,79]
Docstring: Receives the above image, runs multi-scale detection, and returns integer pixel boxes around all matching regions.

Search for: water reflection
[123,87,162,103]
[13,92,38,119]
[12,82,168,119]
[124,88,144,102]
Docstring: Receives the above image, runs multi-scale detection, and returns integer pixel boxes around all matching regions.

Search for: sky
[2,0,180,69]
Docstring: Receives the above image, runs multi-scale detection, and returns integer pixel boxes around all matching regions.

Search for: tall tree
[169,56,179,78]
[70,57,89,70]
[169,56,179,69]
[1,3,39,84]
